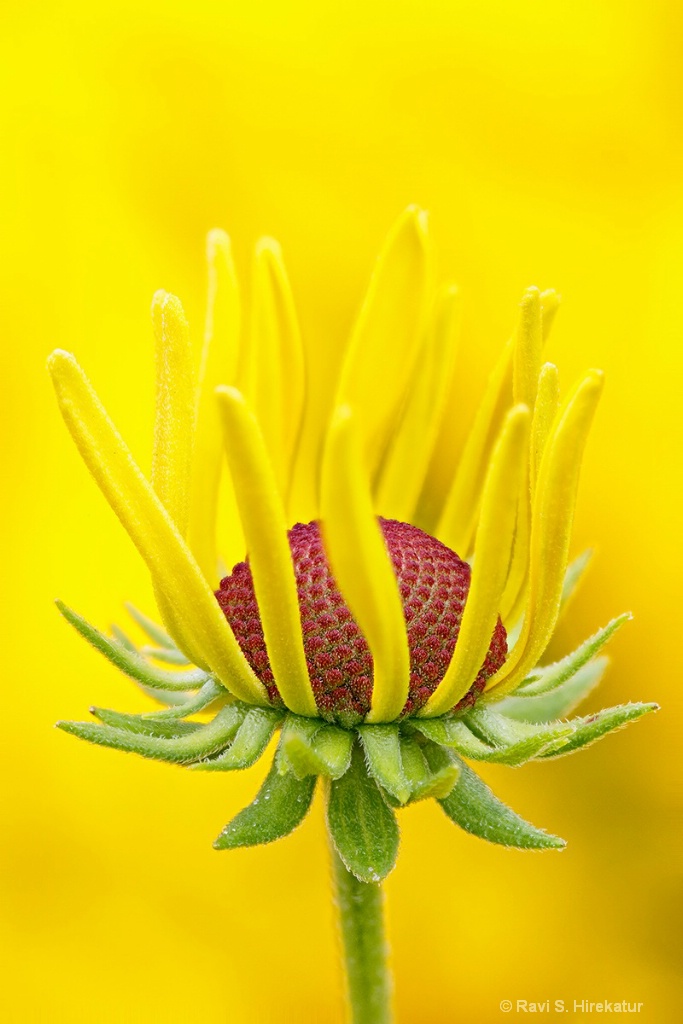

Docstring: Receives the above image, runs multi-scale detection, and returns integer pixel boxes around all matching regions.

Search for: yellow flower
[48,207,655,868]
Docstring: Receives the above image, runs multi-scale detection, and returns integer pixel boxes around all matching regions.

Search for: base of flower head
[55,599,657,880]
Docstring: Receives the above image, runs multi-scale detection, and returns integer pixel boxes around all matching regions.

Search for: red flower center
[216,518,507,726]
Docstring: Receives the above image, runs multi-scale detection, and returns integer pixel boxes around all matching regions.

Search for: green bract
[56,600,657,883]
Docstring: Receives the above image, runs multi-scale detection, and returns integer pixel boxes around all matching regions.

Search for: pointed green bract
[517,614,630,697]
[193,707,283,771]
[398,734,459,802]
[141,645,190,665]
[414,715,572,766]
[327,745,400,883]
[540,702,658,758]
[126,603,176,648]
[281,716,354,780]
[435,752,565,850]
[90,708,203,738]
[496,659,607,723]
[560,549,593,611]
[358,724,411,804]
[57,704,245,764]
[57,602,209,692]
[214,757,316,849]
[141,679,225,721]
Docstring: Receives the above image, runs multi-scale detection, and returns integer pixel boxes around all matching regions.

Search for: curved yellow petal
[335,206,432,480]
[435,337,513,558]
[150,292,196,536]
[422,405,530,717]
[376,285,461,522]
[47,350,267,706]
[320,406,410,723]
[513,287,542,411]
[216,386,316,717]
[531,362,560,488]
[484,369,604,698]
[187,229,243,585]
[242,238,305,511]
[540,288,561,341]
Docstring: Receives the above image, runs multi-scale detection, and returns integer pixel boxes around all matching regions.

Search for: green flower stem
[331,842,393,1024]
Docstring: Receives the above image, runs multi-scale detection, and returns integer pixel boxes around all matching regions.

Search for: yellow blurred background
[2,0,682,1020]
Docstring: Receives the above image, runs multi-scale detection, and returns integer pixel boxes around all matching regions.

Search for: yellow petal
[540,288,561,341]
[513,287,542,410]
[47,350,267,706]
[187,230,243,585]
[150,292,196,536]
[422,405,531,717]
[320,406,410,723]
[531,362,560,488]
[216,386,316,717]
[335,206,432,480]
[242,238,305,511]
[484,369,604,698]
[435,337,513,558]
[376,285,461,522]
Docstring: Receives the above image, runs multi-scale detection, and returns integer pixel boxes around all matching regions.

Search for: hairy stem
[330,843,393,1024]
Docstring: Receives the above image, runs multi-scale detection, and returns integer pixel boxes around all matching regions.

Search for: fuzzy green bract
[56,602,657,882]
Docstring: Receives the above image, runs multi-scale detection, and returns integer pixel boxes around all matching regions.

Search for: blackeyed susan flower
[49,208,656,1024]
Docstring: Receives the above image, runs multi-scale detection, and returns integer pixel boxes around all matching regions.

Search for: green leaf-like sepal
[91,707,203,737]
[125,603,176,649]
[358,724,411,804]
[213,754,316,849]
[414,712,571,766]
[398,734,460,802]
[140,679,225,721]
[57,704,245,764]
[464,706,573,759]
[57,601,209,692]
[280,716,354,780]
[327,743,399,882]
[496,659,607,723]
[192,707,283,772]
[539,702,658,758]
[515,614,630,697]
[433,749,565,850]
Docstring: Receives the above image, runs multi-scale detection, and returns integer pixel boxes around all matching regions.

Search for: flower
[48,207,656,880]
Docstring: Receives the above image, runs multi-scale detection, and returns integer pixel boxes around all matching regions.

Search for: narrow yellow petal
[187,230,243,585]
[242,238,305,510]
[320,406,410,723]
[216,386,316,717]
[513,287,542,410]
[540,288,561,341]
[422,405,531,717]
[150,292,196,536]
[435,338,513,558]
[531,362,560,488]
[47,351,267,706]
[484,369,604,697]
[376,285,461,522]
[335,206,432,480]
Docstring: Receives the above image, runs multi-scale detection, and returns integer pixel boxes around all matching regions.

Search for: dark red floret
[216,518,507,727]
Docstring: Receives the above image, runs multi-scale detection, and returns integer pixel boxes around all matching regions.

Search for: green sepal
[398,733,460,803]
[327,743,399,883]
[191,706,283,772]
[57,704,245,764]
[110,625,137,652]
[357,724,411,804]
[140,645,190,666]
[539,702,658,758]
[496,659,607,723]
[414,713,571,766]
[560,548,593,609]
[432,748,565,850]
[90,707,203,737]
[280,715,353,780]
[125,603,176,649]
[213,754,316,849]
[516,614,630,697]
[463,706,574,760]
[140,679,226,721]
[57,601,208,692]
